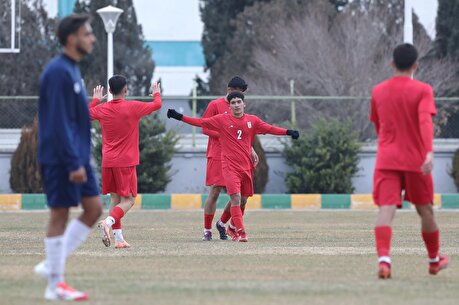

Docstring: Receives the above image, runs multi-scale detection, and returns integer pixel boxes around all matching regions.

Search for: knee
[87,199,103,220]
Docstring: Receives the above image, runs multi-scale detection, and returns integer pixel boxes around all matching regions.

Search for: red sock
[204,213,214,230]
[112,219,122,230]
[220,210,231,224]
[422,230,439,260]
[230,206,244,232]
[109,206,125,227]
[375,226,392,259]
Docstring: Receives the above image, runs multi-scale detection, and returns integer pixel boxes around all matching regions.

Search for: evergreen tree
[435,0,459,59]
[283,119,360,194]
[10,119,43,193]
[200,0,271,71]
[434,0,459,137]
[137,115,178,192]
[74,0,154,96]
[0,0,57,128]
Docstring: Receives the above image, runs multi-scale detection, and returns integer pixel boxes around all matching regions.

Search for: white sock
[229,222,236,230]
[113,229,125,242]
[217,220,225,226]
[44,236,65,289]
[204,229,211,233]
[63,219,91,258]
[105,216,115,228]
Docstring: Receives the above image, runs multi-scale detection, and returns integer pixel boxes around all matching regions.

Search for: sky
[42,0,438,40]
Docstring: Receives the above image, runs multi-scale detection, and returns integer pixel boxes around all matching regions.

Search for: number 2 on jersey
[237,129,242,140]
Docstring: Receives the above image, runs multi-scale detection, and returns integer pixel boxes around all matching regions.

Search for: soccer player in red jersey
[89,76,162,248]
[201,76,259,241]
[167,92,299,241]
[370,43,448,279]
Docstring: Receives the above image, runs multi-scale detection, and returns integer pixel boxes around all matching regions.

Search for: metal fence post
[290,80,296,127]
[192,81,197,148]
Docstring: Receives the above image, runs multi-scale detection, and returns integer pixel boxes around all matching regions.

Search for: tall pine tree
[435,0,459,59]
[0,0,57,128]
[200,0,271,72]
[74,0,154,96]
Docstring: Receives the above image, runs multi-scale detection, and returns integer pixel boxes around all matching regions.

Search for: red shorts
[102,166,137,197]
[223,167,253,197]
[373,169,433,207]
[206,158,225,187]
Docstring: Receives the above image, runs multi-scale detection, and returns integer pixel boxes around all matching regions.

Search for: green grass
[0,210,458,305]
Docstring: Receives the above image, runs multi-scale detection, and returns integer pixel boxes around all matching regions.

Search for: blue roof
[145,41,205,67]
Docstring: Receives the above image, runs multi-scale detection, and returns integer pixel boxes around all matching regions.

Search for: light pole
[97,5,124,101]
[404,0,413,44]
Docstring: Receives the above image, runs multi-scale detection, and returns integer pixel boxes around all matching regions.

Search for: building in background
[50,0,207,95]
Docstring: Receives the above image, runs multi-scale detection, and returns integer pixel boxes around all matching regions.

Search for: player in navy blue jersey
[34,14,102,301]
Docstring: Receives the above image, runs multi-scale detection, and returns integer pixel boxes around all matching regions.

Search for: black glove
[167,109,183,121]
[286,129,299,140]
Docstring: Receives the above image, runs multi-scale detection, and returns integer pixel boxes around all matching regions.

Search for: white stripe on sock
[113,229,125,242]
[429,256,440,263]
[378,256,391,264]
[105,216,115,228]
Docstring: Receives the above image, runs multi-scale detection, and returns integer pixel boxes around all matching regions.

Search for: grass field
[0,210,458,305]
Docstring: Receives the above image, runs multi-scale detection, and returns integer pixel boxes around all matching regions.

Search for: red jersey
[202,97,231,160]
[370,76,436,172]
[183,113,287,171]
[89,93,162,167]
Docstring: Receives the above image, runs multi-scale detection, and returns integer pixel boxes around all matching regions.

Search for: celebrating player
[370,43,448,279]
[89,77,162,248]
[35,14,101,301]
[167,92,299,241]
[201,76,259,241]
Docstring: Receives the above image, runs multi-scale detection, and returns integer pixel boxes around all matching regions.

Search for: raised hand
[150,82,161,96]
[92,85,107,100]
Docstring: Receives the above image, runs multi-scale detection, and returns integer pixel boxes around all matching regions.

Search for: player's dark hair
[57,14,92,46]
[393,43,418,71]
[227,91,244,103]
[227,76,248,92]
[109,75,127,95]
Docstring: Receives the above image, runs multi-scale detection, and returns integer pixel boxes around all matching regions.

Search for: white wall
[154,67,208,95]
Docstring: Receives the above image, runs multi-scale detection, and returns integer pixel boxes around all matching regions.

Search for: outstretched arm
[167,109,222,133]
[255,118,299,139]
[167,109,203,127]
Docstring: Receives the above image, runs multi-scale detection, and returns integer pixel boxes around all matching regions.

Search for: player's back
[371,76,436,172]
[92,100,147,167]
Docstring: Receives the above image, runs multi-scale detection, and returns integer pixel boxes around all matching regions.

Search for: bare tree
[209,0,459,139]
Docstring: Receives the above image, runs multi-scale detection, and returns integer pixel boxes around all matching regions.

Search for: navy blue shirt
[38,54,91,172]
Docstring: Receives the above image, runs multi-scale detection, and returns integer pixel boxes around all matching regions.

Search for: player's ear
[390,60,396,69]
